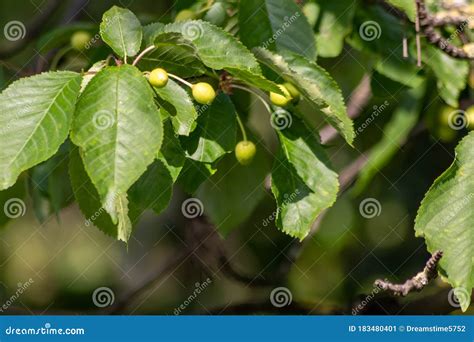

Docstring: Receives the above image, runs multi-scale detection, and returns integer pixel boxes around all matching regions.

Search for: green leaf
[271,116,339,240]
[71,65,162,242]
[386,0,416,21]
[414,131,474,312]
[197,138,269,236]
[239,0,316,60]
[163,20,261,74]
[69,148,127,239]
[255,48,354,145]
[181,94,237,163]
[353,87,424,194]
[0,71,82,190]
[226,67,282,93]
[158,120,186,182]
[30,143,74,221]
[80,60,108,93]
[139,32,207,78]
[177,159,217,194]
[100,6,143,59]
[153,79,198,136]
[142,22,165,46]
[129,159,173,215]
[314,0,356,58]
[424,44,469,108]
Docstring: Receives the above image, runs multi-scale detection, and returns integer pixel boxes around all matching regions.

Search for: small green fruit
[303,3,319,27]
[270,85,292,107]
[235,141,257,165]
[283,82,300,102]
[71,31,92,51]
[149,68,169,88]
[204,2,227,26]
[175,9,195,22]
[466,106,474,130]
[192,82,216,105]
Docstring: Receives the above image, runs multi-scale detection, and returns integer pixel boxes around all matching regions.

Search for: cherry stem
[168,73,193,88]
[132,45,156,66]
[231,84,272,114]
[235,114,248,141]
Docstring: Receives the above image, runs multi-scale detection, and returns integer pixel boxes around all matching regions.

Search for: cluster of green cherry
[147,67,300,166]
[68,31,300,167]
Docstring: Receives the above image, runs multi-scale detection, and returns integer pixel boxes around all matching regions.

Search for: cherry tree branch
[374,250,443,296]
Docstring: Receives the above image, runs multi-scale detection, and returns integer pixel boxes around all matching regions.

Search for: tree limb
[374,250,443,296]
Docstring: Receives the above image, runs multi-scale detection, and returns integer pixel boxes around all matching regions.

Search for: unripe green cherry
[149,68,169,88]
[192,82,216,105]
[235,141,257,165]
[270,84,292,107]
[175,9,195,22]
[71,31,92,51]
[466,105,474,130]
[283,82,300,102]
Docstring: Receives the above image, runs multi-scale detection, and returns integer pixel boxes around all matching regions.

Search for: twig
[415,0,422,67]
[374,250,443,296]
[416,0,470,59]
